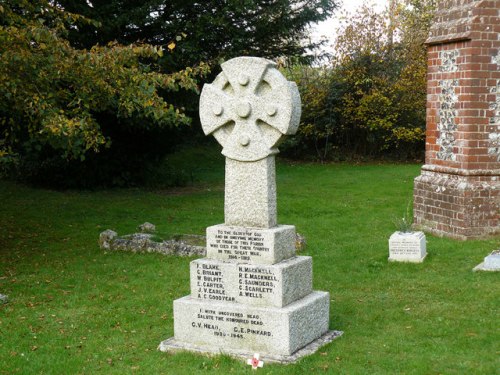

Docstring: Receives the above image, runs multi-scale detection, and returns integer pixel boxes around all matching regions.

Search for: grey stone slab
[159,330,343,364]
[170,291,329,356]
[190,256,312,307]
[473,250,500,271]
[389,231,427,263]
[484,250,500,269]
[206,224,295,265]
[225,157,277,228]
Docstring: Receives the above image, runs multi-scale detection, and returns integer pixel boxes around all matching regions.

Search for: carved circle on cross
[200,57,301,162]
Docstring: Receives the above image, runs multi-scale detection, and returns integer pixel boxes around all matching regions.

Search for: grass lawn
[0,145,498,374]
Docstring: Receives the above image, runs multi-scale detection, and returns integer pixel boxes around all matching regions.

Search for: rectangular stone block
[190,256,312,308]
[172,291,330,356]
[389,231,427,263]
[206,224,295,265]
[225,157,276,228]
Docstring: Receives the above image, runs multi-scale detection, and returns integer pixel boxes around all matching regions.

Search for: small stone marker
[389,231,427,263]
[159,57,341,363]
[0,294,8,304]
[473,250,500,272]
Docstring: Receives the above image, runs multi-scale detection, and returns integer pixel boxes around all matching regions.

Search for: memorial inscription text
[208,229,270,261]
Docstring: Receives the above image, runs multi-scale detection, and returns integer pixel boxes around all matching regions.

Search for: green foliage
[0,0,209,185]
[282,1,435,161]
[282,65,335,160]
[393,199,414,232]
[57,0,339,67]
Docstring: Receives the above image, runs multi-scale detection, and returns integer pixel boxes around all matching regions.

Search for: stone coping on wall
[420,164,500,177]
[425,32,472,46]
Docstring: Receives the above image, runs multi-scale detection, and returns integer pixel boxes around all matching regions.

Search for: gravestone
[473,249,500,272]
[413,0,500,239]
[159,57,341,363]
[388,231,427,263]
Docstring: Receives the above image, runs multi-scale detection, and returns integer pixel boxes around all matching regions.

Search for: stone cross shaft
[200,57,301,228]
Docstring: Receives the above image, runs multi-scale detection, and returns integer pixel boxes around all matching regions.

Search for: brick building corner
[414,0,500,239]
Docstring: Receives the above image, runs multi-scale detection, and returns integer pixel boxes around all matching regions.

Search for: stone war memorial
[414,0,500,239]
[159,57,341,363]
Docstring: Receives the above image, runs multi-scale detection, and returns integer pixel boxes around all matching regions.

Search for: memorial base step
[159,330,343,364]
[168,291,330,356]
[190,256,312,308]
[206,224,296,265]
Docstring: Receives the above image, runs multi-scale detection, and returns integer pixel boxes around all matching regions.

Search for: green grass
[0,146,498,374]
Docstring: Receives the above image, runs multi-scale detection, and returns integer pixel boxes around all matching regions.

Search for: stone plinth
[168,291,329,356]
[190,256,312,308]
[413,0,500,239]
[206,224,296,264]
[388,231,427,263]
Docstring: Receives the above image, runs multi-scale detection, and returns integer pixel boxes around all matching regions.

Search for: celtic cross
[200,57,301,228]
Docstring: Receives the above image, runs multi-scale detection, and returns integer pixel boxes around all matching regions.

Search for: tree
[56,0,340,68]
[281,1,436,160]
[283,65,336,161]
[0,0,209,186]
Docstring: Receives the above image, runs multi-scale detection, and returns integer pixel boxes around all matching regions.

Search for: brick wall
[414,0,500,239]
